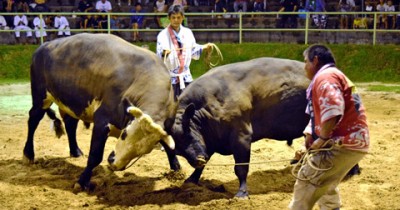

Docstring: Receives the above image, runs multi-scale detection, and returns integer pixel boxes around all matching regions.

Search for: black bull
[169,57,311,197]
[23,33,180,190]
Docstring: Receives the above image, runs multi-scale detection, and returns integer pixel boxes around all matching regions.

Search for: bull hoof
[70,148,84,158]
[235,190,249,199]
[72,182,96,194]
[22,153,34,164]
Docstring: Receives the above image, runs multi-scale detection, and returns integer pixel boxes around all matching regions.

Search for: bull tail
[83,122,91,129]
[46,109,65,138]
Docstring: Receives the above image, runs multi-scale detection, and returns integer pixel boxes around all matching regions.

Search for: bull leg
[160,141,181,171]
[62,114,84,157]
[185,167,205,184]
[232,123,253,198]
[23,107,46,163]
[76,121,110,191]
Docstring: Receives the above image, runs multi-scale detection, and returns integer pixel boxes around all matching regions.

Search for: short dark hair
[134,2,141,7]
[168,4,185,17]
[303,44,336,66]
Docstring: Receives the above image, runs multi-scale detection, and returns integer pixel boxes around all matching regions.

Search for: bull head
[170,103,209,168]
[108,106,175,171]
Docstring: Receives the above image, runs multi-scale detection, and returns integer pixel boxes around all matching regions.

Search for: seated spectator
[110,15,121,35]
[0,14,10,30]
[98,12,108,31]
[153,0,168,28]
[305,0,327,29]
[234,0,248,12]
[13,10,33,44]
[278,0,299,28]
[253,0,265,12]
[16,0,30,12]
[214,0,227,18]
[4,0,17,12]
[95,0,112,12]
[33,0,50,12]
[54,12,71,37]
[84,14,100,31]
[386,0,396,29]
[376,0,387,29]
[338,0,355,29]
[364,0,375,28]
[173,0,188,11]
[131,3,144,41]
[33,15,47,43]
[397,3,400,29]
[78,0,94,12]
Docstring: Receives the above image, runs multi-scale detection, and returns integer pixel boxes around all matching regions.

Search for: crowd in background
[1,0,400,44]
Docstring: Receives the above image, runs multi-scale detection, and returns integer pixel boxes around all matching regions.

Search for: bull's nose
[108,151,115,165]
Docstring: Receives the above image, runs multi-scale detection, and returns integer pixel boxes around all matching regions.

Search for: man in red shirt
[289,44,370,210]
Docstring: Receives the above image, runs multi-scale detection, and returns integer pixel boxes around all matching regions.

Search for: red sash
[167,25,186,74]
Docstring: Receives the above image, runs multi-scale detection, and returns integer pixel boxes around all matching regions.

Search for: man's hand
[310,138,332,150]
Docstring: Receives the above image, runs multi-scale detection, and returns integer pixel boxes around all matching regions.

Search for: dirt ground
[0,83,399,210]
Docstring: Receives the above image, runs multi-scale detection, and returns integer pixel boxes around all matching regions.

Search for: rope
[205,158,294,167]
[124,155,144,170]
[203,43,223,69]
[291,140,335,181]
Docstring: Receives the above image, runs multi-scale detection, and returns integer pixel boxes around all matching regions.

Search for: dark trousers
[172,82,191,101]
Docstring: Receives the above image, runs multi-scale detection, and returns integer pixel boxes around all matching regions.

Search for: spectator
[364,0,375,28]
[0,14,10,30]
[338,0,355,29]
[95,0,112,12]
[84,14,100,31]
[13,11,33,44]
[376,0,388,29]
[278,0,299,28]
[234,0,248,12]
[33,15,47,43]
[397,3,400,29]
[98,12,108,31]
[386,0,396,29]
[289,44,370,210]
[78,0,94,12]
[253,0,265,12]
[110,15,121,35]
[33,0,50,12]
[153,0,168,28]
[214,0,227,13]
[44,14,56,40]
[173,0,188,11]
[4,0,17,12]
[305,0,327,29]
[54,12,71,37]
[156,5,213,99]
[130,3,145,42]
[16,0,30,12]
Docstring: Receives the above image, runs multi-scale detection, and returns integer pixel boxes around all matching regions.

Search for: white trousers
[14,25,32,37]
[57,25,71,36]
[289,147,366,210]
[34,27,47,37]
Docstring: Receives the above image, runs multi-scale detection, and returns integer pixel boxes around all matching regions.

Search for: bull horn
[162,135,175,150]
[127,106,143,118]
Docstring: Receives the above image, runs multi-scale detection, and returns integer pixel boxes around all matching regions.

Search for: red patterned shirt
[306,65,370,152]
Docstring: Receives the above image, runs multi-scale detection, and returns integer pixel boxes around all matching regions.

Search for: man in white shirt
[156,5,212,99]
[95,0,112,12]
[13,11,33,44]
[0,15,10,30]
[33,15,47,43]
[54,12,71,37]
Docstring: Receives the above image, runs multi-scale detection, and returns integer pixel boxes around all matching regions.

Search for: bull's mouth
[107,151,127,171]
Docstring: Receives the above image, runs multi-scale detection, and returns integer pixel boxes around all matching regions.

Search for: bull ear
[183,103,196,119]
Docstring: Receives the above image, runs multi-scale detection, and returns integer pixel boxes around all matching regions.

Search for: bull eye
[120,130,127,140]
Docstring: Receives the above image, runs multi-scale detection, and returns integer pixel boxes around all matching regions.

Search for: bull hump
[43,91,102,122]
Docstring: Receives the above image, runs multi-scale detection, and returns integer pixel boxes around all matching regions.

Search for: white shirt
[0,15,7,27]
[386,5,395,17]
[156,25,203,86]
[14,15,28,27]
[155,0,166,12]
[54,16,70,28]
[96,0,112,12]
[33,17,46,29]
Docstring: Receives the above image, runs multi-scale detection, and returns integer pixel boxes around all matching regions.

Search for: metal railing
[1,11,400,45]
